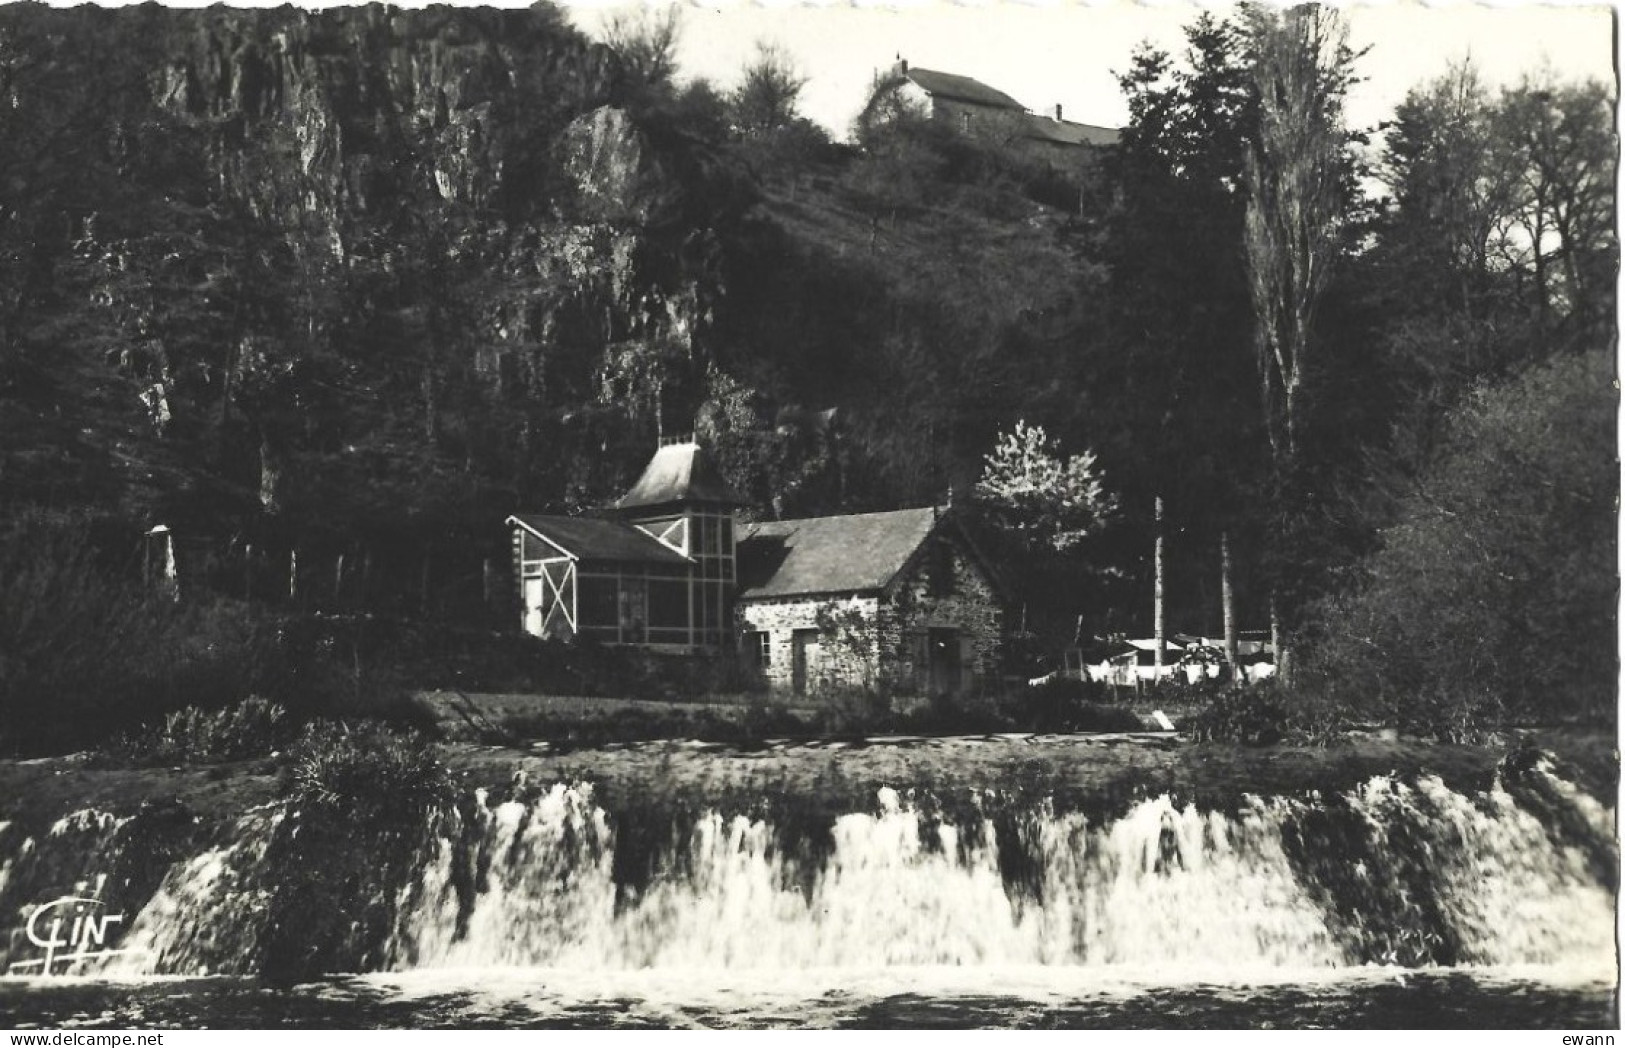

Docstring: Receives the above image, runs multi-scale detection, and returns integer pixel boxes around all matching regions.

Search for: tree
[1308,347,1615,736]
[1096,12,1270,649]
[602,5,683,107]
[1492,73,1617,336]
[729,41,808,136]
[1239,3,1359,677]
[1363,64,1615,497]
[1379,62,1513,324]
[974,420,1115,553]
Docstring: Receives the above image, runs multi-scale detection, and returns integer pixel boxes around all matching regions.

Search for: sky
[564,1,1618,141]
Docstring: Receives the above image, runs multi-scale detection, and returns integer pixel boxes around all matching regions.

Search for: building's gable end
[507,516,578,560]
[881,514,1005,606]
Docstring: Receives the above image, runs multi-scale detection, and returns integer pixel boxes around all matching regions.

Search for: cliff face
[1,3,1094,588]
[160,6,618,218]
[28,6,748,545]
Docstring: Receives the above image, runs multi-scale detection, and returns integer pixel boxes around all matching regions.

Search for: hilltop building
[507,440,1006,697]
[888,59,1119,163]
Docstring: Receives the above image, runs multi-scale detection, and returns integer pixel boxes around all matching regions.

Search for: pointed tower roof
[612,441,749,512]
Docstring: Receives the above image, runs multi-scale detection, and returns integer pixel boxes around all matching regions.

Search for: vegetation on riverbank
[0,6,1611,766]
[2,726,1613,836]
[2,724,1612,980]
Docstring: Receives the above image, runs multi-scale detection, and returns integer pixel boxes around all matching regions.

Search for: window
[577,576,618,628]
[649,579,689,628]
[747,630,772,667]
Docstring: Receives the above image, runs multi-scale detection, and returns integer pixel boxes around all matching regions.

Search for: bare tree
[1240,3,1357,679]
[1493,73,1617,328]
[1242,4,1351,461]
[602,5,683,101]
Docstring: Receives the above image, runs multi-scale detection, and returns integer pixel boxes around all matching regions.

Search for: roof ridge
[755,505,938,526]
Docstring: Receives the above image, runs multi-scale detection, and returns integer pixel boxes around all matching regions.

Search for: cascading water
[29,762,1607,980]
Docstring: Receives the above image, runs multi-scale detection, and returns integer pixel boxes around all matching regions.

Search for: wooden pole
[1153,496,1166,675]
[1221,530,1238,675]
[1270,596,1285,686]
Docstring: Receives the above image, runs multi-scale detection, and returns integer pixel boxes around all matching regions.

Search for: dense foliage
[1308,350,1616,736]
[0,4,1613,744]
[98,698,293,767]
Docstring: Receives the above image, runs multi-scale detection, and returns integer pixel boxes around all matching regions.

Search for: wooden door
[792,628,819,695]
[523,578,545,636]
[928,627,962,696]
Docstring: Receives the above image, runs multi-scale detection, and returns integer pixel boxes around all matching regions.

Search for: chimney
[1054,103,1063,122]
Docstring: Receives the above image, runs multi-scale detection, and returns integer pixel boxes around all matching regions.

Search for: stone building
[887,60,1119,161]
[737,507,1007,698]
[508,441,1007,698]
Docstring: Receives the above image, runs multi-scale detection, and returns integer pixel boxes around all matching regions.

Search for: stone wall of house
[878,533,1004,695]
[925,94,1027,144]
[738,595,882,692]
[736,530,1004,701]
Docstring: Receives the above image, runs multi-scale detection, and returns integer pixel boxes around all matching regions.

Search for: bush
[1006,677,1142,732]
[897,690,1009,736]
[1308,349,1616,735]
[1186,688,1289,745]
[98,697,293,766]
[283,720,455,823]
[260,721,456,983]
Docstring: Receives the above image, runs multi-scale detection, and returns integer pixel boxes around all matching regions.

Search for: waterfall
[380,778,1610,973]
[9,763,1601,980]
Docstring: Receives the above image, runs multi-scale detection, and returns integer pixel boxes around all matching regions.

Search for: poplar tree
[1239,3,1358,680]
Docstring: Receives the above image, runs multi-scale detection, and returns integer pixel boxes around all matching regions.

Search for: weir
[0,759,1615,979]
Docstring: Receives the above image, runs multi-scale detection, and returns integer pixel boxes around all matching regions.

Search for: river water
[0,746,1617,1029]
[1,966,1618,1029]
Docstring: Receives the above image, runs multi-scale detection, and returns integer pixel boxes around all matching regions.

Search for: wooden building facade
[508,442,1008,696]
[508,439,747,652]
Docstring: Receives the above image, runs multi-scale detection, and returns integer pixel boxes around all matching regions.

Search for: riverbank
[0,726,1614,990]
[0,728,1614,831]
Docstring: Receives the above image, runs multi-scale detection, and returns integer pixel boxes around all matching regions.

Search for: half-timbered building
[507,439,747,652]
[508,440,1007,696]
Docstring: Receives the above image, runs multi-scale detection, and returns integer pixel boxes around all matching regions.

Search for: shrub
[1307,349,1616,734]
[898,690,1009,736]
[283,720,455,824]
[1186,688,1289,745]
[260,721,456,983]
[98,697,293,766]
[809,683,895,736]
[1006,677,1141,732]
[0,511,411,756]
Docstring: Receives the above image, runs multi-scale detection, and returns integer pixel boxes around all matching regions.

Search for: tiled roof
[904,68,1025,111]
[613,442,749,511]
[1022,114,1120,147]
[737,507,940,600]
[509,514,690,565]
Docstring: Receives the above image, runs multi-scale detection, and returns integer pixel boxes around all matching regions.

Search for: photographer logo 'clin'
[6,875,141,976]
